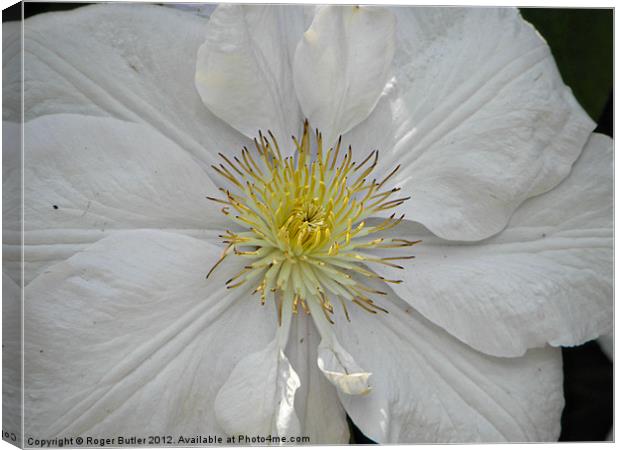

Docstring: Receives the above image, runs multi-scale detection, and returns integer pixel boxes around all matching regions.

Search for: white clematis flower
[3,4,612,444]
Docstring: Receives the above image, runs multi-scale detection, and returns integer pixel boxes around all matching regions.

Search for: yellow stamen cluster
[207,121,419,324]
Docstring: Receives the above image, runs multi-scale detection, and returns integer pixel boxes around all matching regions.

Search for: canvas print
[2,2,613,446]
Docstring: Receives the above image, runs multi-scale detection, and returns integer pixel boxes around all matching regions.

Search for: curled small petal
[307,299,372,396]
[215,294,301,437]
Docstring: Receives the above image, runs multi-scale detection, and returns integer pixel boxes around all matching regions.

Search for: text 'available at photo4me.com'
[23,434,312,447]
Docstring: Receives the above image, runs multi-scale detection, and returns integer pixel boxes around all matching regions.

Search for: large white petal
[285,314,350,444]
[24,230,275,438]
[3,121,20,230]
[3,121,21,285]
[164,3,216,18]
[19,4,248,168]
[293,6,395,145]
[3,21,21,120]
[195,4,307,147]
[331,283,564,443]
[345,7,595,241]
[373,133,612,357]
[20,114,224,284]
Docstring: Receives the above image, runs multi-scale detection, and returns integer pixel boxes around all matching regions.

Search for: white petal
[22,114,224,284]
[24,230,275,437]
[3,121,21,285]
[307,299,371,396]
[3,273,22,447]
[375,133,612,357]
[317,344,371,396]
[164,3,216,18]
[345,7,595,241]
[22,4,248,167]
[285,314,349,444]
[3,21,21,121]
[3,121,20,229]
[331,284,564,443]
[214,296,301,437]
[195,5,307,147]
[294,6,395,145]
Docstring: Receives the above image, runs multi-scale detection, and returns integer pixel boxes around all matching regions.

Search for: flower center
[281,199,332,254]
[207,121,419,323]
